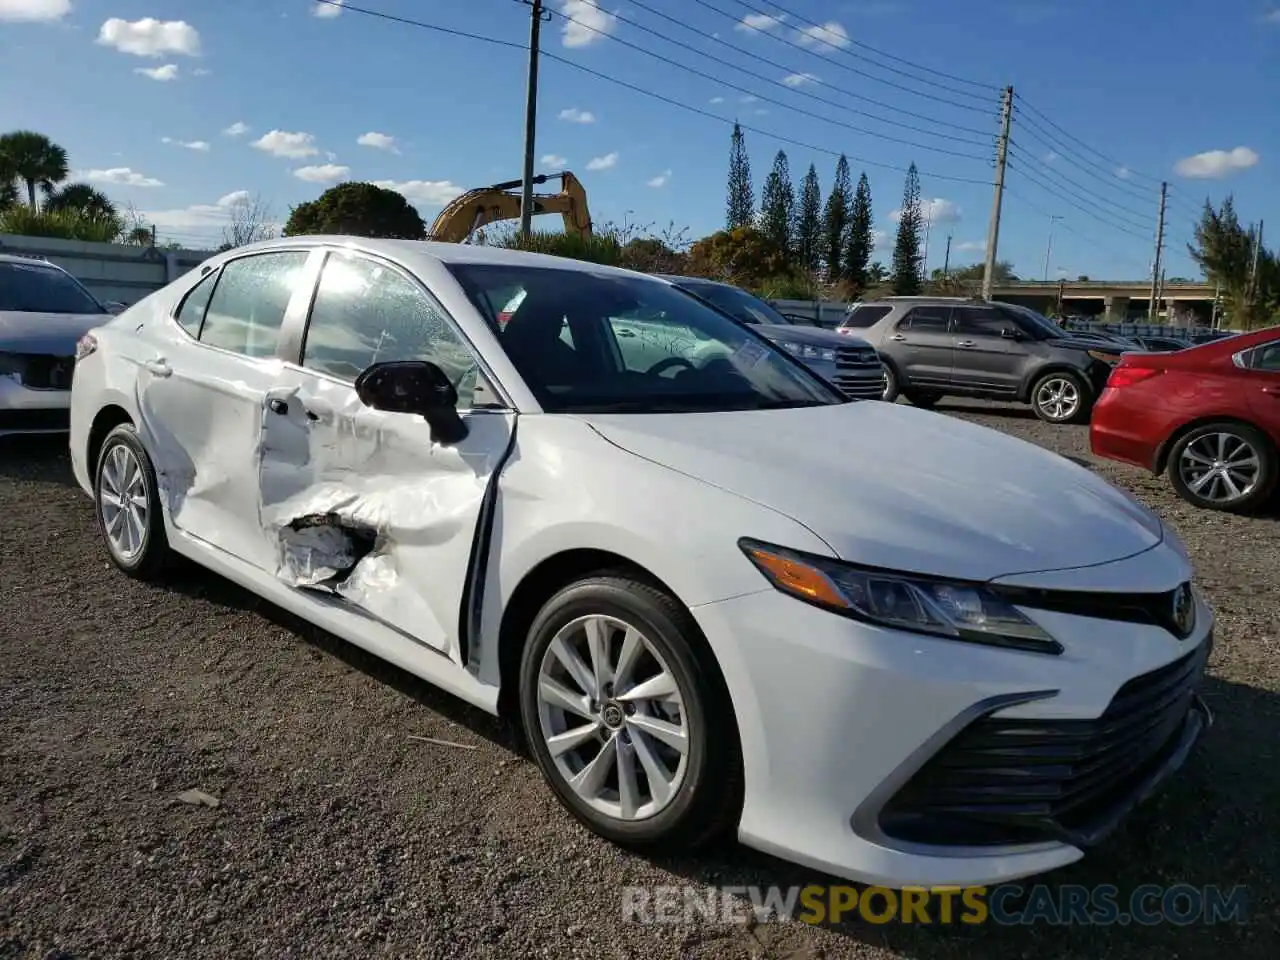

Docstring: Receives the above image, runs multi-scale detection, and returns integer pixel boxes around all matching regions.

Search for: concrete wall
[0,234,211,307]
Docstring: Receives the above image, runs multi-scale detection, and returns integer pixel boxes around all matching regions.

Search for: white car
[0,254,116,437]
[70,237,1212,889]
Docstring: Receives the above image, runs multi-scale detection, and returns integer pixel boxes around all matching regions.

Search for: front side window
[680,281,790,326]
[0,260,105,315]
[446,263,843,413]
[200,252,309,358]
[1251,341,1280,371]
[952,306,1012,336]
[301,251,479,403]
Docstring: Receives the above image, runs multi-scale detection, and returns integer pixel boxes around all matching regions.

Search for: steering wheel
[646,356,695,377]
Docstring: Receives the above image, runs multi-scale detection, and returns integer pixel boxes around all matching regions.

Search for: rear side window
[174,270,218,337]
[897,306,950,331]
[199,252,309,358]
[843,304,891,328]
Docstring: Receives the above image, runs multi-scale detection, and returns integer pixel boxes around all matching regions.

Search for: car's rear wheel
[880,364,901,402]
[94,423,170,579]
[518,575,741,851]
[1030,371,1092,424]
[1167,422,1278,513]
[903,390,943,409]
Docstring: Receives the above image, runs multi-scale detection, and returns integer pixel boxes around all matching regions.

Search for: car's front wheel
[1030,371,1092,424]
[518,574,741,851]
[1167,422,1278,513]
[903,390,943,409]
[880,364,901,402]
[94,423,171,579]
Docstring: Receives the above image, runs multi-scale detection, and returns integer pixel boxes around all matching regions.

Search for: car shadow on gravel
[0,435,79,487]
[928,400,1038,420]
[648,674,1277,960]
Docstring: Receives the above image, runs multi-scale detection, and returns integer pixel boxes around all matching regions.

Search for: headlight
[738,538,1063,655]
[0,351,25,381]
[1088,349,1121,365]
[777,341,837,363]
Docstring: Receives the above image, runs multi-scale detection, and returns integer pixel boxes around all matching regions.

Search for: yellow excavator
[427,171,593,243]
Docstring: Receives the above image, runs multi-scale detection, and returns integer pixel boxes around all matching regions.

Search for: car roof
[217,235,661,282]
[0,253,72,272]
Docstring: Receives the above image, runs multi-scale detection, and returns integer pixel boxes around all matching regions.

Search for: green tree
[759,150,795,262]
[822,155,852,280]
[844,172,874,291]
[0,131,69,208]
[0,151,17,209]
[891,163,923,295]
[283,182,426,239]
[1189,196,1277,329]
[44,183,118,220]
[795,164,823,274]
[726,122,754,230]
[688,225,790,289]
[867,261,888,285]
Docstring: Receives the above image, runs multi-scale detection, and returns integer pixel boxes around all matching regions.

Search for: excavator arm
[428,171,593,243]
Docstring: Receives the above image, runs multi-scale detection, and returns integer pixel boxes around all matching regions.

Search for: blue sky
[2,0,1276,282]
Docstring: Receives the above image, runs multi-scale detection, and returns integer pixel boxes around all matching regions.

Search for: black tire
[1166,421,1278,514]
[93,423,171,580]
[903,390,943,410]
[880,363,901,402]
[518,574,742,852]
[1030,370,1093,424]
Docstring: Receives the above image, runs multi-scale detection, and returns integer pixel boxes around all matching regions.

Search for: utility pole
[982,85,1014,301]
[517,0,547,240]
[942,234,952,276]
[1248,219,1264,307]
[1042,215,1061,282]
[1147,181,1166,320]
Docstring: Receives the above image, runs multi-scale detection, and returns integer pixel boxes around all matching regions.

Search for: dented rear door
[256,247,515,661]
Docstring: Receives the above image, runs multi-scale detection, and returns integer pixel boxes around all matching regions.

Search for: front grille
[16,354,75,390]
[836,346,880,369]
[835,373,886,398]
[878,639,1210,848]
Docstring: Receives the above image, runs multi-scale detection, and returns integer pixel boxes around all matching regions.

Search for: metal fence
[0,234,209,306]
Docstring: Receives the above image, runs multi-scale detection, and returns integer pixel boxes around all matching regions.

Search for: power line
[718,0,999,94]
[1007,160,1153,242]
[1003,187,1150,272]
[324,0,996,184]
[1007,141,1153,230]
[1011,119,1154,206]
[542,3,995,160]
[1013,93,1161,185]
[687,0,996,109]
[611,0,997,139]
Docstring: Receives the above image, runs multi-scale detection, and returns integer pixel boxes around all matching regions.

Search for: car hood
[1049,336,1124,353]
[579,401,1164,581]
[0,311,110,355]
[751,323,873,350]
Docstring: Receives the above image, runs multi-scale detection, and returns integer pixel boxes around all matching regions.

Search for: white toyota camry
[69,237,1212,889]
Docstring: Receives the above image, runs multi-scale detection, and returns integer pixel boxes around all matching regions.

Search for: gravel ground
[1,401,1277,959]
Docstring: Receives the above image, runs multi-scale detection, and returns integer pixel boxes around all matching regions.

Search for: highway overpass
[992,280,1216,325]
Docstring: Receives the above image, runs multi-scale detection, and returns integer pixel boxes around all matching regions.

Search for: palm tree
[44,182,118,220]
[0,152,17,209]
[0,130,70,207]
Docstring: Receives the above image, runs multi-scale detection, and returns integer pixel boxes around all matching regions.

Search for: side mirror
[354,360,469,445]
[104,301,127,315]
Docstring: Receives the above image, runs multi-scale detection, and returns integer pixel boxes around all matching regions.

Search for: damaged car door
[257,248,514,660]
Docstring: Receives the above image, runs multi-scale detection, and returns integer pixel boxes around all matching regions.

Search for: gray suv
[839,296,1122,424]
[659,276,886,399]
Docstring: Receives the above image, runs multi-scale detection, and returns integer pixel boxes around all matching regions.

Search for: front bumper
[0,375,72,435]
[691,580,1212,889]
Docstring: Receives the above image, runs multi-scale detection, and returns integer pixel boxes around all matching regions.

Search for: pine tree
[759,150,795,259]
[796,164,823,274]
[891,163,923,296]
[822,155,852,280]
[844,172,874,291]
[726,123,754,230]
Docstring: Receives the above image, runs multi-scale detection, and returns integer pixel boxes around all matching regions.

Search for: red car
[1090,325,1280,512]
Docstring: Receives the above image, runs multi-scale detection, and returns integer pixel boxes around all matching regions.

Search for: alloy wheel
[1034,376,1080,421]
[535,614,690,822]
[1177,431,1260,505]
[99,443,149,562]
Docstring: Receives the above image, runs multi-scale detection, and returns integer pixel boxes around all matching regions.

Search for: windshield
[677,280,793,326]
[0,261,105,314]
[997,302,1066,339]
[446,263,844,414]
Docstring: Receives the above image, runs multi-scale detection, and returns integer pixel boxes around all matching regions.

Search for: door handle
[956,340,975,348]
[889,334,907,341]
[141,358,171,377]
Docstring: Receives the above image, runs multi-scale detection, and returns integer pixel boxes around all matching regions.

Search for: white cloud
[0,0,70,22]
[541,153,568,169]
[561,0,616,48]
[294,163,351,183]
[1043,150,1058,163]
[312,0,343,17]
[135,64,179,82]
[586,152,619,170]
[709,96,725,104]
[371,179,466,207]
[161,137,210,152]
[740,95,758,104]
[797,21,850,49]
[97,18,201,57]
[1263,8,1280,22]
[558,107,596,124]
[357,131,399,153]
[192,67,212,76]
[1173,146,1260,179]
[223,122,250,137]
[252,130,320,159]
[872,229,889,247]
[141,191,252,231]
[647,169,672,188]
[735,13,785,31]
[79,167,164,187]
[782,72,819,87]
[1115,166,1132,180]
[955,240,986,253]
[891,198,961,224]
